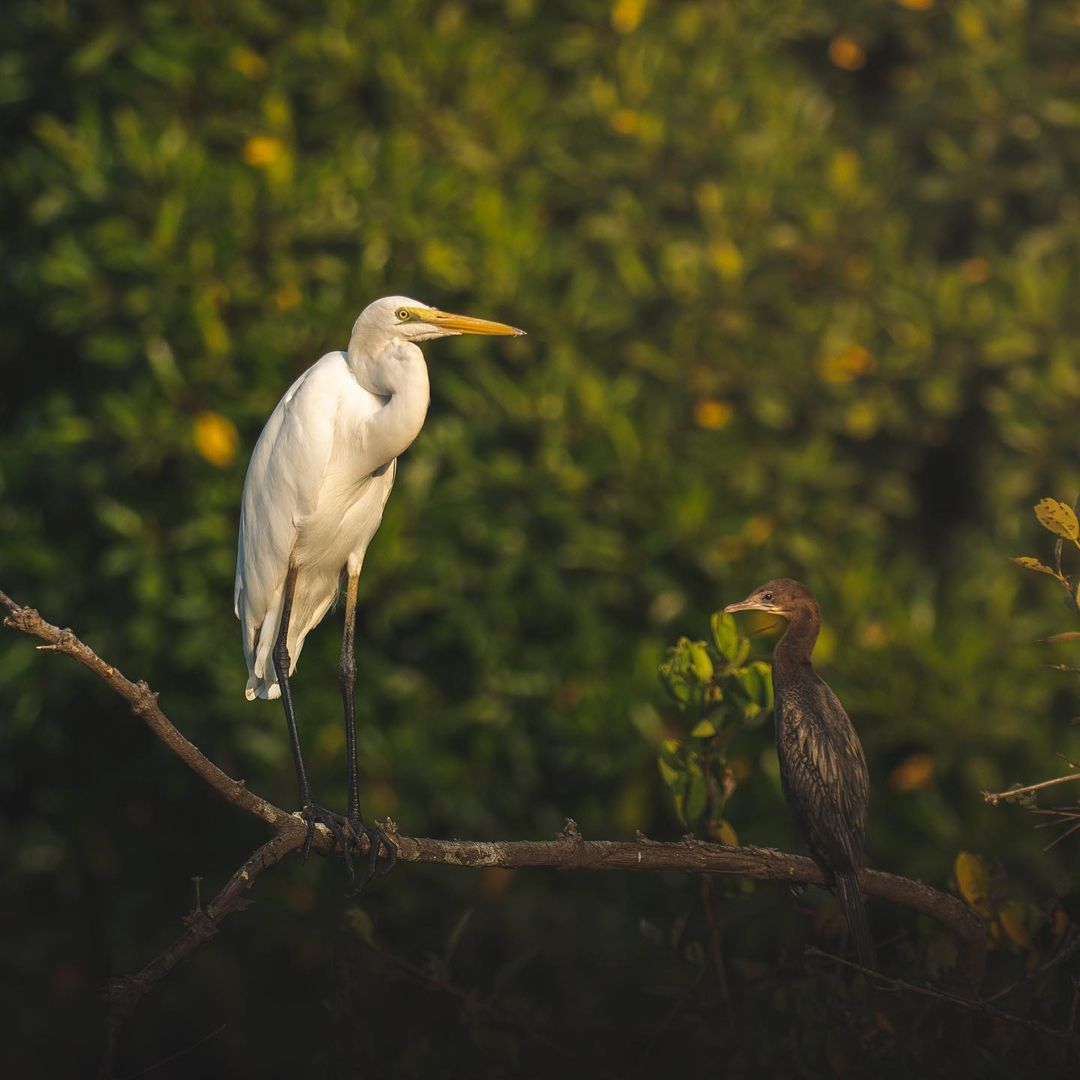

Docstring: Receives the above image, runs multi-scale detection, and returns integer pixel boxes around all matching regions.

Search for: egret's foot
[299,802,351,863]
[346,814,398,895]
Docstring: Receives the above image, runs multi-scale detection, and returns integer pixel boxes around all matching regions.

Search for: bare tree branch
[101,830,305,1078]
[0,588,991,1069]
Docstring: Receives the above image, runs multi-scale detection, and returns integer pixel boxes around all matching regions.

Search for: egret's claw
[299,802,350,863]
[346,815,397,895]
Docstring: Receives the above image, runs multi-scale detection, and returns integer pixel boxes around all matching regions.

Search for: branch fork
[0,587,991,1075]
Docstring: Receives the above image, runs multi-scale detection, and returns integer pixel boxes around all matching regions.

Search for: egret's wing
[234,353,349,691]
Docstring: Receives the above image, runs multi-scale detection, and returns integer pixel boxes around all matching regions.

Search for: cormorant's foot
[345,814,398,895]
[299,802,351,863]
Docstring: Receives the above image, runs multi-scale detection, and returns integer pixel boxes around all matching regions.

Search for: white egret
[235,295,524,881]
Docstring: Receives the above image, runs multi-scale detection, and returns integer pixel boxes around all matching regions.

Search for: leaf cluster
[657,613,772,835]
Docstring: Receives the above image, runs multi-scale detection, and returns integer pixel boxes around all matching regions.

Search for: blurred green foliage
[2,0,1079,1074]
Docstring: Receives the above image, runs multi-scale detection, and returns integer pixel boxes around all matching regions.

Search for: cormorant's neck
[771,607,820,682]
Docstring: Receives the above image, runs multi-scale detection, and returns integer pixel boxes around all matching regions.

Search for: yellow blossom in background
[742,514,774,545]
[961,257,990,283]
[228,45,268,79]
[858,620,890,649]
[693,398,733,430]
[709,240,743,281]
[829,35,866,71]
[843,253,871,282]
[819,344,876,384]
[243,135,285,168]
[611,0,647,34]
[273,282,302,311]
[897,0,935,9]
[845,400,879,440]
[828,148,861,194]
[889,752,934,792]
[610,108,640,135]
[193,410,239,467]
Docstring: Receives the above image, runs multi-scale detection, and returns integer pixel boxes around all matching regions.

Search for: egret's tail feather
[245,673,281,701]
[836,872,876,970]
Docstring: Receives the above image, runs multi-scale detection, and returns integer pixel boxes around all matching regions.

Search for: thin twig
[985,931,1080,1005]
[806,947,1076,1049]
[983,772,1080,807]
[700,877,732,1022]
[362,933,579,1062]
[117,1024,226,1080]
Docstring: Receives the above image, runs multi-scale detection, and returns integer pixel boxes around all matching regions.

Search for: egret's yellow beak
[413,307,525,336]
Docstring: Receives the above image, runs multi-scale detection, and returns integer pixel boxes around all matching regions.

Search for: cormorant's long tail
[836,872,875,970]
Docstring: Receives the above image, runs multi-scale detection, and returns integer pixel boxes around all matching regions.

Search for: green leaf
[690,719,717,738]
[1034,498,1079,540]
[738,662,773,710]
[685,770,707,825]
[658,757,680,787]
[710,611,741,660]
[688,641,714,681]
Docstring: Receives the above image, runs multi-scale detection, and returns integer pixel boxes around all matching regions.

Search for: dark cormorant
[725,578,875,968]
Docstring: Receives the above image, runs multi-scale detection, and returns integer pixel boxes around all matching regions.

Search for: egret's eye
[762,591,774,602]
[396,309,411,321]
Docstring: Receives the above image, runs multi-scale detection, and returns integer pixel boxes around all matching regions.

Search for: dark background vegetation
[2,0,1079,1075]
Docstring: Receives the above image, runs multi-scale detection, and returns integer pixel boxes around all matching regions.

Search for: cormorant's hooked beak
[724,598,785,616]
[411,307,525,337]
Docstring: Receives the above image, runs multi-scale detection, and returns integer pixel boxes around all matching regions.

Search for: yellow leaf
[708,819,738,846]
[998,901,1031,949]
[828,148,861,195]
[1034,498,1079,540]
[819,344,876,384]
[709,240,743,281]
[273,282,302,311]
[611,0,647,34]
[954,851,992,919]
[694,398,733,430]
[193,410,239,467]
[690,719,716,738]
[828,35,866,71]
[961,257,990,283]
[243,134,285,168]
[1011,556,1059,577]
[228,46,268,79]
[741,515,774,547]
[889,752,934,792]
[1052,906,1070,942]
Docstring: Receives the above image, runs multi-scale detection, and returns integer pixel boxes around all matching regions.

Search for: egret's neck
[346,334,431,464]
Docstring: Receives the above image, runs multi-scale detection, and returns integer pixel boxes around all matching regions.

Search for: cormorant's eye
[396,309,411,321]
[762,591,774,602]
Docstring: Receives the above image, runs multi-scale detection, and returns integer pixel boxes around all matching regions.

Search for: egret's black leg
[340,571,397,892]
[274,563,349,861]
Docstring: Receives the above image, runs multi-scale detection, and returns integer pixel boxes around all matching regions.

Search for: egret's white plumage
[235,295,523,701]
